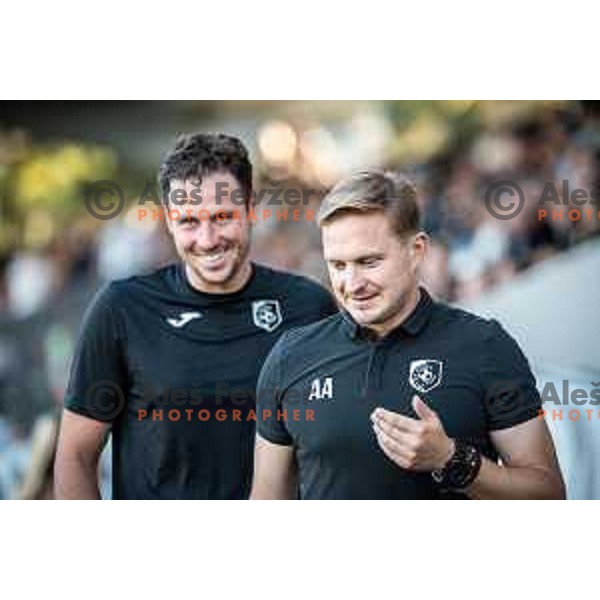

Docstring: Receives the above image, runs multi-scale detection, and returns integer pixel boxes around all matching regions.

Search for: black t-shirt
[64,262,336,499]
[257,288,541,499]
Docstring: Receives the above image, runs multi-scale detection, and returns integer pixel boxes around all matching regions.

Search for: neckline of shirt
[340,287,434,342]
[175,261,259,304]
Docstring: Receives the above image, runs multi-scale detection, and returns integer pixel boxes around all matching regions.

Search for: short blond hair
[317,170,420,237]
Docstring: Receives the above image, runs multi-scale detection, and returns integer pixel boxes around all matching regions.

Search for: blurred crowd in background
[1,100,599,498]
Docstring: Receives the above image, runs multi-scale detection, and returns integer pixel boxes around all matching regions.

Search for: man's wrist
[431,439,482,491]
[438,438,456,470]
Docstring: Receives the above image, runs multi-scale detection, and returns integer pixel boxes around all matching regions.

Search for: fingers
[372,411,418,446]
[370,403,446,471]
[372,422,416,469]
[371,407,422,434]
[412,395,437,421]
[371,402,453,472]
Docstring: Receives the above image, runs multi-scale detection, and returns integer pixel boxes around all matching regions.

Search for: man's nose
[194,221,220,251]
[342,267,366,294]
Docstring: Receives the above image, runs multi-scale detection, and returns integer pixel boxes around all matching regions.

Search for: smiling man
[54,133,336,499]
[251,170,565,500]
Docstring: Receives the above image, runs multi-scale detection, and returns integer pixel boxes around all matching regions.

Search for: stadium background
[0,100,598,499]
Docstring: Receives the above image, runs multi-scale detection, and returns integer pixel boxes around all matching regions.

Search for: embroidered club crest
[409,359,444,394]
[252,300,283,332]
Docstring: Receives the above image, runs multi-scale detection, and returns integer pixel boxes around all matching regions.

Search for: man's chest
[281,341,490,455]
[120,296,295,406]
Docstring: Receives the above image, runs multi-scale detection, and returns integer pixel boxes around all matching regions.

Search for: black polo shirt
[64,262,336,499]
[256,288,541,499]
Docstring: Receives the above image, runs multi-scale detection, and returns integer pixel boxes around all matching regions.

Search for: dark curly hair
[158,133,253,207]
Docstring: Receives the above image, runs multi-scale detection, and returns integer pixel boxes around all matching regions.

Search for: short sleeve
[480,319,541,431]
[256,332,293,446]
[64,283,127,423]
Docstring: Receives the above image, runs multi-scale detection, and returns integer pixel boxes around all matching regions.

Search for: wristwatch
[431,439,482,490]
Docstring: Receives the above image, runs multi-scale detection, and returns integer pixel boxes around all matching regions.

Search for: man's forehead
[322,233,389,261]
[322,215,400,258]
[170,172,239,191]
[323,213,390,240]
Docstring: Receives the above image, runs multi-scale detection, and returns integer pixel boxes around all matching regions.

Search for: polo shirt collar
[175,261,258,304]
[341,287,434,340]
[401,287,434,336]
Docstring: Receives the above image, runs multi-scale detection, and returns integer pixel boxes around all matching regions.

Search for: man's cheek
[176,232,196,252]
[328,273,341,291]
[368,270,385,290]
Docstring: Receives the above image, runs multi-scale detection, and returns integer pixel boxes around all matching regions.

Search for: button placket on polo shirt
[361,340,388,396]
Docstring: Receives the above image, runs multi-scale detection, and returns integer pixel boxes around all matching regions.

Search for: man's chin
[346,306,381,327]
[198,269,232,284]
[188,262,233,285]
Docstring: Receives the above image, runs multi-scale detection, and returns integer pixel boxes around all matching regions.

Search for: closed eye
[328,261,346,271]
[177,216,199,228]
[214,211,236,224]
[358,256,383,267]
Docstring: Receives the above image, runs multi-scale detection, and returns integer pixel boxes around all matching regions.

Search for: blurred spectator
[17,414,58,500]
[0,424,30,499]
[5,250,57,319]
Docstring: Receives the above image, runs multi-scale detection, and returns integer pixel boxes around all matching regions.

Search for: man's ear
[164,202,174,234]
[411,231,429,268]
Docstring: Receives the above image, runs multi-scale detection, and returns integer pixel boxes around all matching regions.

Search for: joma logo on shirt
[166,311,203,328]
[308,377,334,402]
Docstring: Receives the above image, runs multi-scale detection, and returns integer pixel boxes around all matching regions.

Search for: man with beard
[55,133,336,499]
[251,170,565,499]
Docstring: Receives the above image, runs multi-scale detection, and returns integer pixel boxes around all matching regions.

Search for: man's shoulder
[83,265,179,321]
[430,300,522,359]
[433,300,501,336]
[103,264,178,299]
[254,263,330,298]
[277,312,343,352]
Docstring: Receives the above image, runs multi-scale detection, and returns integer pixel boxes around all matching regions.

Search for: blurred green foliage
[0,137,118,252]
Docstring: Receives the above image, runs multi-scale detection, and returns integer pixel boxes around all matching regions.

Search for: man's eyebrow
[357,253,384,261]
[325,252,383,262]
[177,215,200,224]
[210,211,236,221]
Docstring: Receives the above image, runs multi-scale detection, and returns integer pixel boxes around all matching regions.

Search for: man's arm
[371,396,565,499]
[463,317,565,498]
[465,417,565,499]
[54,410,110,499]
[250,435,297,499]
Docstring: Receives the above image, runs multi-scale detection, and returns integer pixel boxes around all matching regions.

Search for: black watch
[431,440,482,490]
